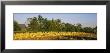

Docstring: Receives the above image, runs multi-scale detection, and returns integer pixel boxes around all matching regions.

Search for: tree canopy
[14,15,97,33]
[14,21,21,31]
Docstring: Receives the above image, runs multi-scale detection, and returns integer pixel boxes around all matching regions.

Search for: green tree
[93,26,97,34]
[75,23,82,32]
[26,15,96,33]
[14,21,21,31]
[27,17,39,31]
[83,27,93,33]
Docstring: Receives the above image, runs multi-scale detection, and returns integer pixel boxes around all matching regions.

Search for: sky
[14,13,97,28]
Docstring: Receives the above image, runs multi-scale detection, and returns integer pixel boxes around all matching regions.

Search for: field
[14,32,97,40]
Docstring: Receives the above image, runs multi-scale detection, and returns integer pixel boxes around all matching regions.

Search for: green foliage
[14,21,21,31]
[26,15,97,33]
[14,15,97,33]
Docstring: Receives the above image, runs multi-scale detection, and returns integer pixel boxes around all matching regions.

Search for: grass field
[14,32,97,40]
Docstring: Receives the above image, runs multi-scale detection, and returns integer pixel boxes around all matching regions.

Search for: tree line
[14,15,97,33]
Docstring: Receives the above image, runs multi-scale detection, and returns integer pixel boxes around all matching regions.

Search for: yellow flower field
[14,32,97,40]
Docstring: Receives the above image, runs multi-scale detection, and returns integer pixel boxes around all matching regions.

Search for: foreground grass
[14,32,97,40]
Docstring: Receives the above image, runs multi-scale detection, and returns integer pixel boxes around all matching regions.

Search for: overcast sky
[14,13,97,28]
